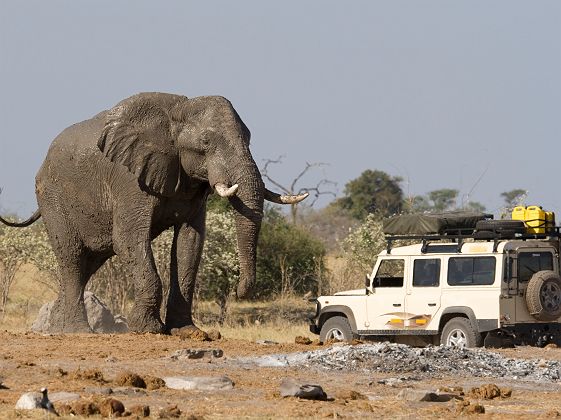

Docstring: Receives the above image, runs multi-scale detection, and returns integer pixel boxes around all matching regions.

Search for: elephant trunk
[228,162,264,299]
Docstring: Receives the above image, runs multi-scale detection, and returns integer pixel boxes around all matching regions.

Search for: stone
[256,340,279,345]
[49,391,81,402]
[164,375,234,391]
[15,388,55,413]
[112,387,147,396]
[84,387,113,395]
[31,292,129,334]
[15,391,44,409]
[397,388,441,402]
[280,378,327,400]
[170,348,224,360]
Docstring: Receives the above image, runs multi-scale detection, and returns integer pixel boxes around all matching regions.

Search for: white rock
[49,391,81,402]
[164,375,234,391]
[15,392,44,409]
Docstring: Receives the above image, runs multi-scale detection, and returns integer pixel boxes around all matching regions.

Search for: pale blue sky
[1,1,560,217]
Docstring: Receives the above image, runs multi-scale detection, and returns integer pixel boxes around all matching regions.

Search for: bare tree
[261,156,336,224]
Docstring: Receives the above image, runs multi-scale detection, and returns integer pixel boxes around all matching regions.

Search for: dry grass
[194,297,315,342]
[1,269,317,343]
[0,264,56,331]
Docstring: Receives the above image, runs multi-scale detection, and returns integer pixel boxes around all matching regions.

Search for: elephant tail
[0,209,41,227]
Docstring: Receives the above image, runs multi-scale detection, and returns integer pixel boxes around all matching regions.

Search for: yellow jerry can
[546,211,556,233]
[525,205,546,234]
[511,206,526,222]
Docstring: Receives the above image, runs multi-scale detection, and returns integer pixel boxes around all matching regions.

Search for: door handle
[428,303,436,307]
[393,303,401,307]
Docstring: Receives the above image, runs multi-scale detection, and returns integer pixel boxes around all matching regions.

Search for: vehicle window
[373,259,404,288]
[518,252,554,282]
[448,257,496,286]
[413,259,440,287]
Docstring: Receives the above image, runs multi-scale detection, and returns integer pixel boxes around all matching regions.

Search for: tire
[526,270,561,321]
[440,317,482,348]
[319,316,354,343]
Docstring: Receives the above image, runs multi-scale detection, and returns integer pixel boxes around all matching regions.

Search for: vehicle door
[366,257,407,331]
[404,257,442,331]
[514,249,557,321]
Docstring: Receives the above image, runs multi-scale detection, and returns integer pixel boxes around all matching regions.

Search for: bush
[255,207,326,298]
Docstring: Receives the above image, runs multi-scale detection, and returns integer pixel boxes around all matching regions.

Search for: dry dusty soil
[2,331,561,418]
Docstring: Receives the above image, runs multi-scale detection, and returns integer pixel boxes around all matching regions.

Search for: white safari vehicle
[309,210,561,348]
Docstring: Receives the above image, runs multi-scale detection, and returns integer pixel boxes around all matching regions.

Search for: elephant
[0,92,307,333]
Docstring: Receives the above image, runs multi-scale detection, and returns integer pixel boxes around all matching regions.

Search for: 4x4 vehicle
[310,212,561,348]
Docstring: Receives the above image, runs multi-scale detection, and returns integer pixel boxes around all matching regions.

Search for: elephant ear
[98,95,180,196]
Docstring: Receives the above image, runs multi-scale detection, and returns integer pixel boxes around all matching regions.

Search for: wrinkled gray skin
[1,93,297,333]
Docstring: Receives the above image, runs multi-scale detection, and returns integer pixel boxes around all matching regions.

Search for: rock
[171,348,224,360]
[115,371,146,388]
[15,391,44,409]
[397,388,442,402]
[256,340,279,345]
[112,387,147,396]
[15,388,55,413]
[280,378,327,400]
[31,292,129,334]
[49,391,81,402]
[84,387,113,395]
[295,336,313,345]
[545,343,559,349]
[164,375,234,391]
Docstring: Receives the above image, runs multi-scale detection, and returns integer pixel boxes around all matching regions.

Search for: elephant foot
[45,299,93,334]
[127,308,165,334]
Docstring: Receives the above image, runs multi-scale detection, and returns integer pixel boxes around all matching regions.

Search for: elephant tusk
[264,189,309,204]
[215,183,239,197]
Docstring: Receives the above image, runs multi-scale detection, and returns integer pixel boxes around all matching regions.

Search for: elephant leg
[49,257,91,333]
[114,235,165,334]
[49,251,110,333]
[39,208,90,333]
[165,208,205,332]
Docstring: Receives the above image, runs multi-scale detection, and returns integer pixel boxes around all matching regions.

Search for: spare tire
[525,270,561,321]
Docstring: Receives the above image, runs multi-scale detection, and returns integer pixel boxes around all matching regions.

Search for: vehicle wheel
[440,317,482,348]
[526,270,561,321]
[319,316,354,343]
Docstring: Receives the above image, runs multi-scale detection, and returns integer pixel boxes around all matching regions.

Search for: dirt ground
[1,332,561,419]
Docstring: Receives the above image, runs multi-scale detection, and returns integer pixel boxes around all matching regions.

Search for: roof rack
[385,227,561,254]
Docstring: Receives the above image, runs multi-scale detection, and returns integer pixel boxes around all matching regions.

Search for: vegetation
[0,167,530,332]
[332,169,403,219]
